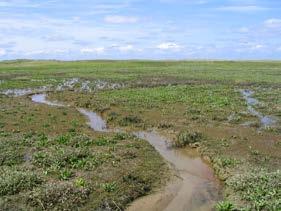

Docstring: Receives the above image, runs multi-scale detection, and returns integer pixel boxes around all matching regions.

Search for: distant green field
[1,60,281,89]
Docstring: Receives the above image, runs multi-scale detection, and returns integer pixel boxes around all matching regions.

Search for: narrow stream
[31,93,221,211]
[241,90,276,127]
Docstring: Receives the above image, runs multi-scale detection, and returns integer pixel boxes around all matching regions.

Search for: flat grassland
[0,60,281,210]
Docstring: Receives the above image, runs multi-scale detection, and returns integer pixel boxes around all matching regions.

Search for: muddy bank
[31,93,221,211]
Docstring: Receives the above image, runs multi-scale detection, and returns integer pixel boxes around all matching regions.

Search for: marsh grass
[0,101,167,210]
[1,60,281,210]
[227,169,281,210]
[173,131,203,148]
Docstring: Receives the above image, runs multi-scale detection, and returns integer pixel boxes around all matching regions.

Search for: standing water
[31,93,221,211]
[31,94,65,107]
[241,90,276,127]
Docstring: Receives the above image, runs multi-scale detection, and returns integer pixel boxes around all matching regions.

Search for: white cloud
[264,19,281,28]
[217,5,267,12]
[0,48,6,56]
[104,15,138,24]
[251,44,264,50]
[80,47,105,54]
[118,45,134,52]
[238,27,249,33]
[157,42,182,50]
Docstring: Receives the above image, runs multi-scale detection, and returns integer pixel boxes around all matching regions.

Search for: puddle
[129,131,221,211]
[31,93,221,211]
[31,94,65,107]
[241,89,276,127]
[77,108,107,132]
[1,86,51,97]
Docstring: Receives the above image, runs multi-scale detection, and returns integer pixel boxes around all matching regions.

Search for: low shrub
[0,167,42,196]
[173,131,203,148]
[27,183,90,210]
[119,115,142,126]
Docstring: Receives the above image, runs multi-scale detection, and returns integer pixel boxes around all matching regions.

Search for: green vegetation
[0,94,168,210]
[1,60,281,210]
[173,131,203,148]
[215,201,235,211]
[1,61,281,91]
[227,169,281,210]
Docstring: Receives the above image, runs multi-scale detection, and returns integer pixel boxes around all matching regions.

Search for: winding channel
[31,93,221,211]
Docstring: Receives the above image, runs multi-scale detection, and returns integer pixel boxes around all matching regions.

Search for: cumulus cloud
[80,47,105,54]
[118,45,134,52]
[157,42,182,50]
[104,15,138,24]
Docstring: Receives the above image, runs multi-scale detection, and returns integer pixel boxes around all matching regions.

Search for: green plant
[94,137,116,146]
[59,169,73,180]
[215,201,235,211]
[56,134,70,145]
[102,182,117,192]
[36,133,49,147]
[173,131,203,147]
[119,115,142,126]
[75,178,86,187]
[227,169,281,210]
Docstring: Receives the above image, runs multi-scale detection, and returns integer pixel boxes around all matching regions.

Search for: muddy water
[31,93,221,211]
[129,131,221,211]
[241,90,276,127]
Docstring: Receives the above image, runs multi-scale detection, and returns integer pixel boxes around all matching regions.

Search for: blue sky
[0,0,281,60]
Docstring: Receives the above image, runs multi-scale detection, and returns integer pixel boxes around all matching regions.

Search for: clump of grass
[0,149,24,166]
[113,132,132,141]
[55,134,70,145]
[75,177,87,188]
[32,148,102,170]
[227,169,281,210]
[119,115,142,126]
[94,137,117,146]
[27,183,90,210]
[0,167,42,196]
[157,121,173,129]
[35,133,49,147]
[173,131,203,148]
[215,201,235,211]
[216,157,239,168]
[102,182,118,192]
[59,169,73,180]
[107,111,119,122]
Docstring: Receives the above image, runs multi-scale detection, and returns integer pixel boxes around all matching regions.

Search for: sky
[0,0,281,60]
